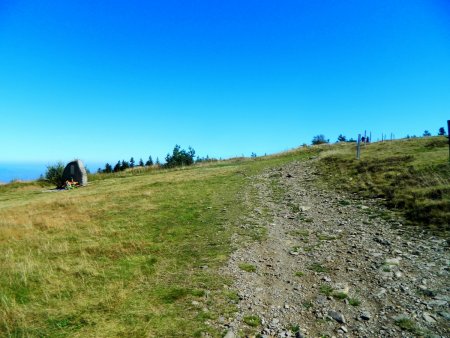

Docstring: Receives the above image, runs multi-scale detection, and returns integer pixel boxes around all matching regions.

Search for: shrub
[45,162,65,188]
[337,134,347,142]
[312,135,329,145]
[165,145,196,168]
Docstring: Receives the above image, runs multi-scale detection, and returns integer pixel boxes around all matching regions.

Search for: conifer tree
[337,134,347,142]
[130,157,135,168]
[121,160,129,171]
[139,158,144,167]
[104,163,113,173]
[145,155,153,166]
[114,161,121,172]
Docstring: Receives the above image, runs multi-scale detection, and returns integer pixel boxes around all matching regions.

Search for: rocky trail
[219,160,449,337]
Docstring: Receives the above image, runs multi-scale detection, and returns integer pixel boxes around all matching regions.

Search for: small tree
[138,158,144,167]
[337,134,347,142]
[104,163,113,173]
[438,127,446,136]
[130,157,135,168]
[155,157,160,166]
[165,145,196,168]
[121,160,129,171]
[312,135,329,145]
[145,156,153,166]
[423,130,431,137]
[114,161,121,172]
[251,152,257,158]
[45,162,65,188]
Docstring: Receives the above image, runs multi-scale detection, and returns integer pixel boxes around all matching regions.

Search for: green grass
[332,292,348,300]
[243,315,261,327]
[348,298,361,306]
[290,229,310,237]
[302,301,313,310]
[394,316,423,335]
[317,136,450,236]
[238,263,257,273]
[338,199,351,206]
[319,285,334,296]
[309,263,329,273]
[294,271,305,277]
[0,147,320,337]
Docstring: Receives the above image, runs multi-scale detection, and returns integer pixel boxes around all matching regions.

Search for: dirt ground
[220,160,449,337]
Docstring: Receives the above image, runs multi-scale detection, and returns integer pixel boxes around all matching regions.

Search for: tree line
[97,145,218,174]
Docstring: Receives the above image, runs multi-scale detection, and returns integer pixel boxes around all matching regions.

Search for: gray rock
[328,310,346,324]
[62,159,88,186]
[374,237,391,246]
[439,311,450,320]
[428,299,447,307]
[385,257,401,265]
[423,312,436,323]
[224,330,235,338]
[360,311,371,320]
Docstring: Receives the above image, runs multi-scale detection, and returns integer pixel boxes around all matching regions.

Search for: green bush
[45,162,65,188]
[165,145,196,168]
[312,135,329,145]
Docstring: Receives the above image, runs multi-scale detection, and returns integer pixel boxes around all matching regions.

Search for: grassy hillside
[316,136,450,236]
[0,148,317,337]
[0,137,448,337]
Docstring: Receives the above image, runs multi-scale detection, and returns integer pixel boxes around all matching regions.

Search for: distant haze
[0,162,104,183]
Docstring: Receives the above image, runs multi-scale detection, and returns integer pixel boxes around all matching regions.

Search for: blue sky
[1,0,449,166]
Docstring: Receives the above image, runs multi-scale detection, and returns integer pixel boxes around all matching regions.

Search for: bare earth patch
[221,160,449,337]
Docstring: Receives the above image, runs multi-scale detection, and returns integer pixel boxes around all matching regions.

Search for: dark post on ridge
[448,120,450,163]
[356,134,361,160]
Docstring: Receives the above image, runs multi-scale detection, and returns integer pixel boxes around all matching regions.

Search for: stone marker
[62,159,88,186]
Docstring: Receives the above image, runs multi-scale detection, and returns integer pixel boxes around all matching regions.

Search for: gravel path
[220,160,449,337]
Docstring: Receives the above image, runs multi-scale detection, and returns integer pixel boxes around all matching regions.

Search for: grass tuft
[243,315,261,327]
[348,298,361,306]
[238,263,257,273]
[319,285,334,296]
[309,263,329,273]
[332,292,348,300]
[394,316,422,334]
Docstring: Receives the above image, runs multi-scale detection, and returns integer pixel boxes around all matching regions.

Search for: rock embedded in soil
[328,310,346,324]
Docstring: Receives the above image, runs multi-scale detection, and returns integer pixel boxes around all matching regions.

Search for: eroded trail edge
[220,160,449,337]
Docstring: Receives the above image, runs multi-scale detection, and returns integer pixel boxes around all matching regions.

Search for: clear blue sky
[1,0,449,166]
